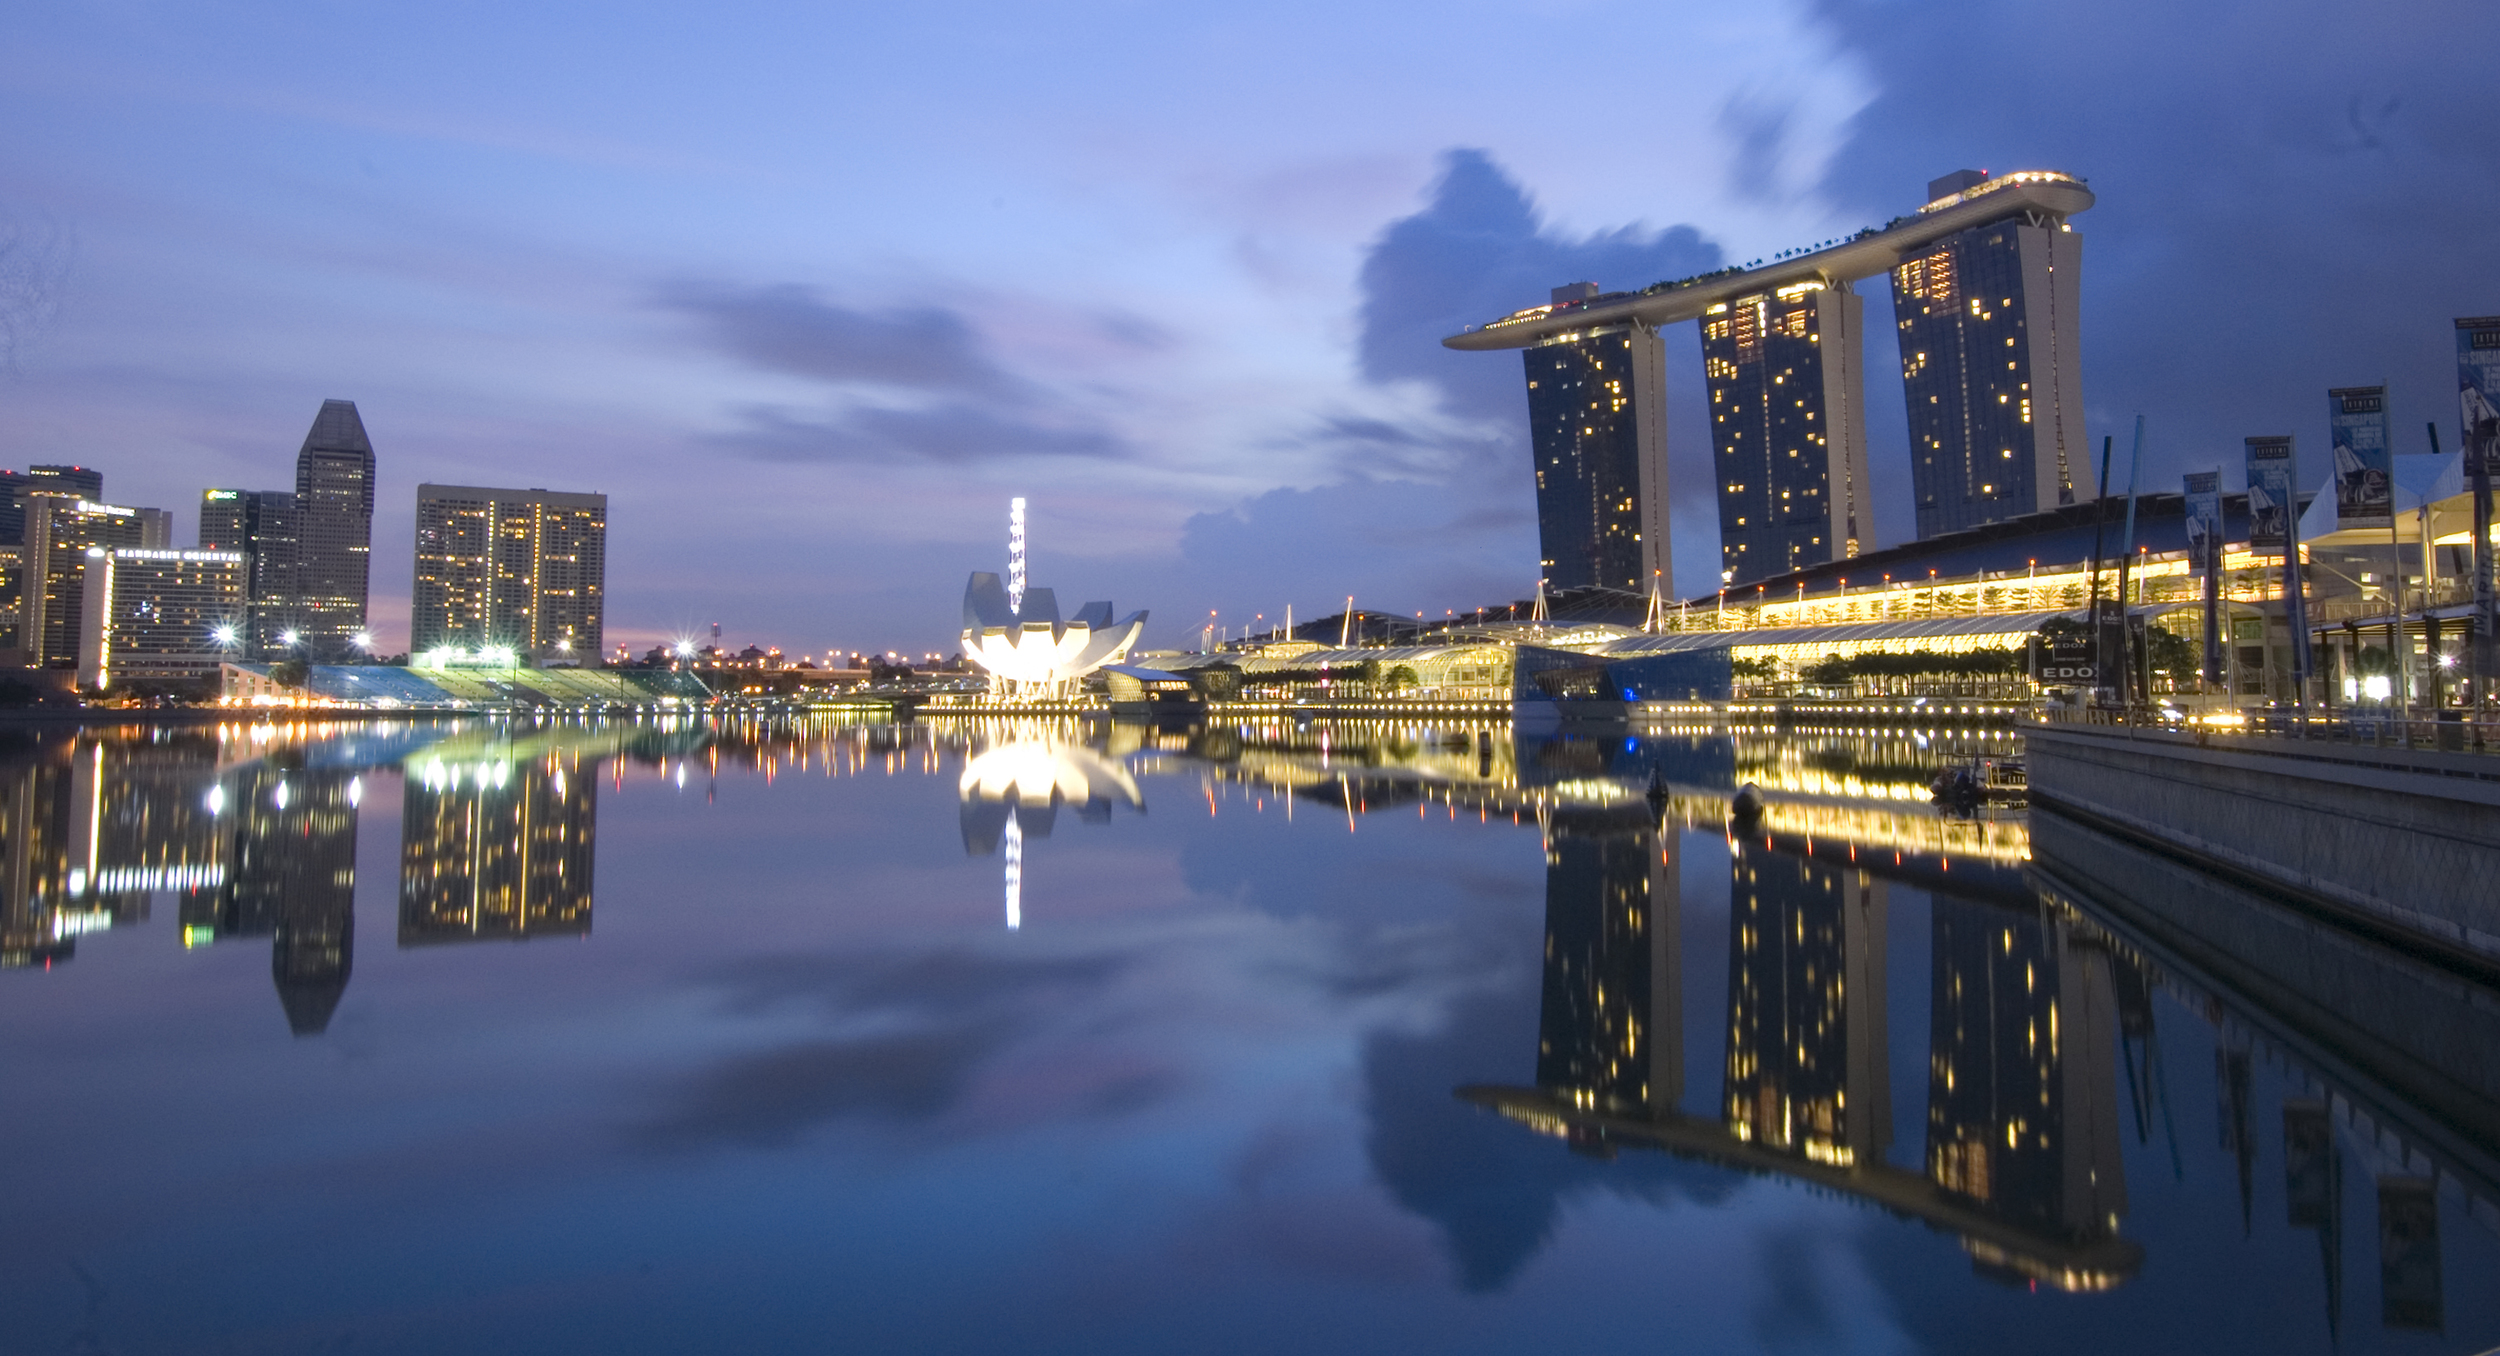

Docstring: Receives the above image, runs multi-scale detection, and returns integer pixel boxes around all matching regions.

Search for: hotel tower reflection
[400,750,595,945]
[1464,783,2143,1291]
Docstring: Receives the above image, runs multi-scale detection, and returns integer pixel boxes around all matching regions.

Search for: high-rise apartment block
[291,400,376,653]
[21,497,171,667]
[1703,282,1870,586]
[77,548,247,689]
[200,489,302,657]
[1892,172,2084,538]
[1521,284,1671,595]
[411,484,606,661]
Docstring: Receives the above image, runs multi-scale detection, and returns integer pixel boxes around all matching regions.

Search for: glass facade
[1721,847,1888,1164]
[1702,284,1868,587]
[200,488,303,658]
[1521,323,1668,593]
[292,400,376,655]
[81,549,248,686]
[1894,219,2083,539]
[412,485,607,660]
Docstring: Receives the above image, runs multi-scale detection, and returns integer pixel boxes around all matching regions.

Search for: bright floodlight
[352,630,373,649]
[279,629,301,646]
[212,624,238,646]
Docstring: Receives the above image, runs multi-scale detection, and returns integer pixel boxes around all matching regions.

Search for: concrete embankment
[2024,720,2500,971]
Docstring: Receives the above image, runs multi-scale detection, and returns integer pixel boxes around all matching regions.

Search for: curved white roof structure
[959,571,1146,691]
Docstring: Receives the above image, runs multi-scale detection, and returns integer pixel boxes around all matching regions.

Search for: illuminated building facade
[1893,172,2084,538]
[1534,802,1680,1115]
[1925,896,2126,1267]
[1722,847,1889,1164]
[22,496,171,667]
[1450,171,2093,574]
[1522,285,1671,593]
[292,400,376,655]
[399,755,596,944]
[1703,282,1869,586]
[412,484,607,662]
[78,549,247,688]
[200,488,303,657]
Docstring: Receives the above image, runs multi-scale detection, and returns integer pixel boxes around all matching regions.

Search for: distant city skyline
[1,2,2493,653]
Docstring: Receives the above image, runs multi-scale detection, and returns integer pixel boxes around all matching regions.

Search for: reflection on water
[3,715,2498,1350]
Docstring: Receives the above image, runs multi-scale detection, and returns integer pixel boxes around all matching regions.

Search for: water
[1,715,2493,1354]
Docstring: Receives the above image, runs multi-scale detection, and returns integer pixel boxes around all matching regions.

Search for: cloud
[1355,149,1722,436]
[656,280,1135,465]
[655,281,1025,397]
[716,400,1131,466]
[627,946,1136,1151]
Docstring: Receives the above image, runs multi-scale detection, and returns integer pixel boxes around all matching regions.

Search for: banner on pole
[2245,436,2295,554]
[2184,469,2223,572]
[2459,318,2500,477]
[2329,386,2392,531]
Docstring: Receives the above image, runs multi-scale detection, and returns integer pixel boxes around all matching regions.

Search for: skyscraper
[1894,171,2085,538]
[200,488,302,657]
[21,496,170,667]
[292,400,376,655]
[400,754,595,945]
[1703,282,1871,586]
[1534,801,1680,1117]
[1521,284,1671,594]
[411,484,606,661]
[1722,847,1889,1165]
[77,548,247,689]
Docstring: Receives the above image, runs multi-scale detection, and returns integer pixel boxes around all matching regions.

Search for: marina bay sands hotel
[1444,169,2093,594]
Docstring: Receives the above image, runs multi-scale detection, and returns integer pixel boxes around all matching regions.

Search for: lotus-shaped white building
[960,571,1147,695]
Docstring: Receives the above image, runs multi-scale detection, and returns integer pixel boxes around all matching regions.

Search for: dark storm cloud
[655,281,1026,396]
[1355,149,1721,437]
[1808,0,2500,488]
[717,400,1131,465]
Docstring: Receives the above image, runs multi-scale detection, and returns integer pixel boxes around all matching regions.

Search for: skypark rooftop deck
[1442,170,2093,351]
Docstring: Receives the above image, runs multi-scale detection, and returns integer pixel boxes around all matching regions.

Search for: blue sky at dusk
[2,1,2492,654]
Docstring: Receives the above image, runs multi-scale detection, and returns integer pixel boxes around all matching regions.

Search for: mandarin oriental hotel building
[77,548,247,690]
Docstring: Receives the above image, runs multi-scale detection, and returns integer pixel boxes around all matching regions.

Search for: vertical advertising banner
[2459,318,2500,691]
[2458,318,2500,476]
[2184,469,2223,572]
[2185,468,2224,686]
[2329,386,2393,531]
[2245,436,2295,554]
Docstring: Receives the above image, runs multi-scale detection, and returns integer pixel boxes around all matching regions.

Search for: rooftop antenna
[1007,497,1027,616]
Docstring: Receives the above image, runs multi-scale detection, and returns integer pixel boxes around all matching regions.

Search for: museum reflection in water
[4,716,2495,1334]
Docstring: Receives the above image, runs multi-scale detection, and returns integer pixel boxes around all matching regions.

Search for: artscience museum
[959,571,1147,695]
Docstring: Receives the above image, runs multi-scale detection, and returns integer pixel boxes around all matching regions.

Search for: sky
[2,0,2495,656]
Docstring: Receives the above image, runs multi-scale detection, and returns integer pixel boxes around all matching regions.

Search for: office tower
[1894,171,2085,538]
[1925,897,2126,1262]
[1521,284,1671,594]
[292,400,376,654]
[200,488,302,657]
[1534,802,1680,1116]
[1722,847,1889,1165]
[411,484,607,661]
[77,549,247,689]
[399,755,595,944]
[1702,282,1871,586]
[28,465,103,502]
[21,496,170,667]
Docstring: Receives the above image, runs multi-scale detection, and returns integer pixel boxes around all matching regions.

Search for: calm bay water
[1,716,2493,1354]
